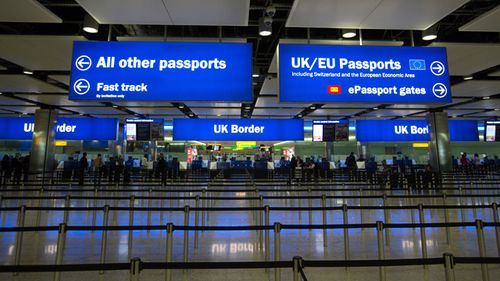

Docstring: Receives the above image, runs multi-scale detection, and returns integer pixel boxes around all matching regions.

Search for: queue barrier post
[128,195,135,260]
[183,205,190,263]
[53,223,67,281]
[376,221,386,281]
[443,253,456,281]
[36,188,43,227]
[129,257,142,281]
[259,196,264,250]
[274,222,281,281]
[292,256,303,281]
[321,194,327,248]
[92,188,98,228]
[383,194,390,246]
[201,189,206,230]
[418,204,428,268]
[342,204,350,262]
[265,205,270,267]
[442,193,451,245]
[63,195,71,224]
[99,205,110,274]
[308,188,312,229]
[165,223,174,281]
[491,203,500,257]
[13,205,26,275]
[475,219,490,281]
[147,188,152,230]
[194,195,200,249]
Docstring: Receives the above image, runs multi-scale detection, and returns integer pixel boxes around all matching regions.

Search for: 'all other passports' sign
[69,41,252,102]
[278,44,451,103]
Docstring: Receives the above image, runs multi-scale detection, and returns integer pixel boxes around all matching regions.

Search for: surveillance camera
[263,16,273,26]
[265,5,276,17]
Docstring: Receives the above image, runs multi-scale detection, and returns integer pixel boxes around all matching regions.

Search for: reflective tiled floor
[1,181,500,280]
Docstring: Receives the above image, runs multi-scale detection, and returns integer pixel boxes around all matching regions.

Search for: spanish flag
[328,85,341,94]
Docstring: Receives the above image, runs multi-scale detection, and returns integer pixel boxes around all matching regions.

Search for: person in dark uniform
[124,156,133,184]
[157,153,167,185]
[115,155,124,183]
[346,152,357,181]
[12,153,23,185]
[290,155,297,181]
[108,156,115,183]
[78,152,88,186]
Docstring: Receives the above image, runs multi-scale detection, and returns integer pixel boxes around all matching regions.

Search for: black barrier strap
[454,257,500,264]
[303,258,444,267]
[142,261,292,270]
[0,263,130,272]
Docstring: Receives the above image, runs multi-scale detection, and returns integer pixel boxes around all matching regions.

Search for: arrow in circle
[432,83,447,98]
[431,64,443,73]
[75,55,92,71]
[75,81,88,91]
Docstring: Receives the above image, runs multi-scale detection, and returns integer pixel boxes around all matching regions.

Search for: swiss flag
[328,85,341,94]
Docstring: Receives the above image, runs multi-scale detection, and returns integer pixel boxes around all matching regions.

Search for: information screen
[485,121,500,142]
[312,120,349,142]
[125,119,164,141]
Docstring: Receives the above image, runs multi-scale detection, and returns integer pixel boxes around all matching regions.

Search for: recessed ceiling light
[422,26,437,41]
[494,108,500,111]
[309,106,316,110]
[297,114,302,118]
[252,74,260,78]
[373,107,379,110]
[259,17,272,36]
[342,29,357,39]
[188,113,194,117]
[178,105,185,109]
[22,112,27,115]
[83,14,99,34]
[245,106,251,109]
[463,76,473,81]
[23,70,33,75]
[217,114,221,117]
[79,113,84,116]
[483,96,490,100]
[112,105,118,108]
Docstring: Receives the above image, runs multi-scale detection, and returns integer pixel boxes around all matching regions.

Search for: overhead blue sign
[356,120,478,142]
[69,41,252,101]
[173,119,304,141]
[279,44,451,103]
[0,117,118,140]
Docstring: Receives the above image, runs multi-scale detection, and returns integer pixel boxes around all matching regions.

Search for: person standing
[157,153,167,186]
[78,152,88,186]
[346,152,357,181]
[290,155,297,181]
[13,153,23,185]
[93,154,103,186]
[124,156,134,184]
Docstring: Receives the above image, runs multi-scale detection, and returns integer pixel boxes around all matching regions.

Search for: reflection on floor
[0,184,499,280]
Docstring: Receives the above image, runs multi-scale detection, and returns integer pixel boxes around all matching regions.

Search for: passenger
[141,154,149,180]
[346,152,357,181]
[12,153,23,185]
[115,155,124,183]
[93,154,103,186]
[22,153,30,182]
[108,156,116,183]
[366,157,377,185]
[290,155,297,180]
[78,152,88,186]
[1,155,11,185]
[124,156,133,184]
[157,153,167,185]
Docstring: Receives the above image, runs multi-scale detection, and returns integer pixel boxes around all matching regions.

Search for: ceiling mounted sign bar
[69,41,252,102]
[278,44,451,103]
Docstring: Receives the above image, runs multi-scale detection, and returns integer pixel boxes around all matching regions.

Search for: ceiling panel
[61,106,123,115]
[192,107,242,116]
[252,108,303,116]
[489,70,500,77]
[255,96,309,108]
[362,109,423,117]
[0,95,34,106]
[49,75,70,85]
[117,36,247,43]
[0,36,86,71]
[185,102,242,107]
[286,0,467,29]
[77,0,249,26]
[308,108,361,116]
[459,5,500,32]
[0,106,37,114]
[429,42,500,76]
[0,0,62,23]
[13,94,102,107]
[445,109,482,116]
[129,107,180,115]
[0,75,67,93]
[268,39,403,73]
[386,104,436,109]
[466,110,500,117]
[166,0,249,26]
[322,103,380,109]
[451,80,500,97]
[76,0,173,24]
[360,0,469,30]
[447,99,500,109]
